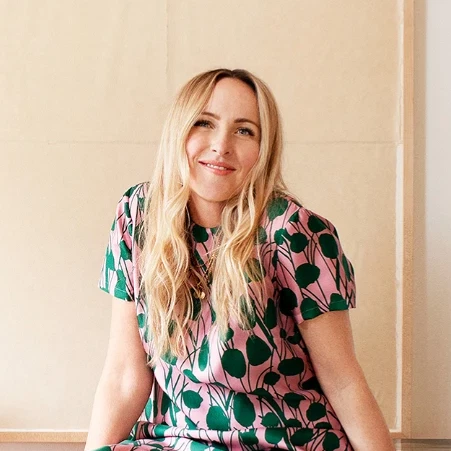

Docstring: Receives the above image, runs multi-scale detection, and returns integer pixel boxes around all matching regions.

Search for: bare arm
[298,310,394,451]
[84,298,154,451]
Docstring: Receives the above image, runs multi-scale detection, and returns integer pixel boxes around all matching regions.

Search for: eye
[194,120,212,128]
[237,127,255,137]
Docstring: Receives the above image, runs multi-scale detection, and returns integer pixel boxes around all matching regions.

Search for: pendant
[194,286,206,300]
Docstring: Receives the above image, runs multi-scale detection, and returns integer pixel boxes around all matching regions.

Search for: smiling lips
[199,160,235,174]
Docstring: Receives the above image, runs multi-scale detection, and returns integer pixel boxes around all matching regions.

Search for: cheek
[242,147,260,174]
[185,138,195,162]
[185,135,204,164]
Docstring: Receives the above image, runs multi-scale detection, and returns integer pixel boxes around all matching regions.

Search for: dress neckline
[190,222,220,241]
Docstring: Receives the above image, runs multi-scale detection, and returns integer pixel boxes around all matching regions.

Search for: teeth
[205,163,229,171]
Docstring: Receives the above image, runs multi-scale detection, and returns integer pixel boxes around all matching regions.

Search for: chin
[189,184,238,206]
[201,195,230,204]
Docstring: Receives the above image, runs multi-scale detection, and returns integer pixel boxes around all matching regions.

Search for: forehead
[205,78,260,122]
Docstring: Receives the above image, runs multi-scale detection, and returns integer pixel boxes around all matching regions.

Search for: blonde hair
[139,69,288,363]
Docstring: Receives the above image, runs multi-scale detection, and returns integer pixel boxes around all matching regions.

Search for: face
[185,77,261,220]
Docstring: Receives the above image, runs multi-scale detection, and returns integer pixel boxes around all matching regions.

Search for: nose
[211,129,232,156]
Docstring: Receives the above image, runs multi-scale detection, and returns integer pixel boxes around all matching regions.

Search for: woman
[85,69,394,450]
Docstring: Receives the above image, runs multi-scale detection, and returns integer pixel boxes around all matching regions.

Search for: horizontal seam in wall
[0,139,400,145]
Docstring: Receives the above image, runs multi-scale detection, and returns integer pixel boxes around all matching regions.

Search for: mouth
[199,161,236,172]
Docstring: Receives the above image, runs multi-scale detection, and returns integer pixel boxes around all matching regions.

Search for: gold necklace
[194,249,218,300]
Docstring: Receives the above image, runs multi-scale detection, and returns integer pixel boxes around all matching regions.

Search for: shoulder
[120,182,149,214]
[115,182,150,225]
[263,193,339,239]
[109,182,149,249]
[263,194,357,319]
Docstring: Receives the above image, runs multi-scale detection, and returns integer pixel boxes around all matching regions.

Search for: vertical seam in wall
[165,0,169,96]
[395,0,405,433]
[398,0,405,145]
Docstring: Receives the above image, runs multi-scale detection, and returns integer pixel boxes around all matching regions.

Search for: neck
[188,196,224,228]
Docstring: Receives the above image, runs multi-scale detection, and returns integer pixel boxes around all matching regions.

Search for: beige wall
[0,0,417,446]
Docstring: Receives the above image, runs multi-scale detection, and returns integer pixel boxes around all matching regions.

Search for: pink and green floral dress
[97,182,356,451]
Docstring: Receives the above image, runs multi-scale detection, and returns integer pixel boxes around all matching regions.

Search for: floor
[1,440,451,450]
[394,440,451,450]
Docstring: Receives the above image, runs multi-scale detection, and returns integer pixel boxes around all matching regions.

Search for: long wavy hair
[139,68,288,363]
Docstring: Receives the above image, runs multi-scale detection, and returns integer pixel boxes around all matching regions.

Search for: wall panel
[0,0,411,442]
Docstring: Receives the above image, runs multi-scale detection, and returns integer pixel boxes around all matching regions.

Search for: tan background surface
[0,0,433,447]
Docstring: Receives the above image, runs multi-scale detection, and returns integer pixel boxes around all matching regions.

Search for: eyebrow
[202,111,261,130]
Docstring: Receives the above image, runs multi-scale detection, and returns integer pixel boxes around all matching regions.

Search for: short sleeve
[275,204,356,324]
[98,189,136,302]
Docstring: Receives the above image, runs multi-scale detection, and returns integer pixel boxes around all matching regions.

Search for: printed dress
[97,182,356,451]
